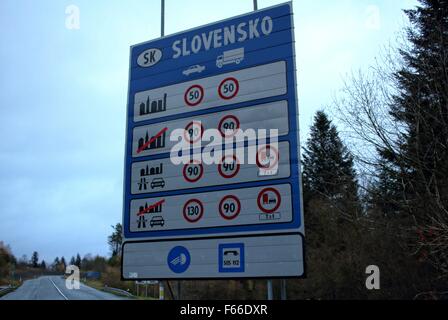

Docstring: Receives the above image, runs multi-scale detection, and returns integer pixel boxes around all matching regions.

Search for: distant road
[1,276,126,300]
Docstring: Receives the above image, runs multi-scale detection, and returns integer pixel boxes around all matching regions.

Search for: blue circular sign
[167,246,191,274]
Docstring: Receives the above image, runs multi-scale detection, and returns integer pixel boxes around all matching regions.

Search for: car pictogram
[182,65,206,76]
[151,178,166,189]
[150,216,165,227]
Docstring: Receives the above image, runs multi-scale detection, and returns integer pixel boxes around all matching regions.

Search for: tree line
[292,0,448,299]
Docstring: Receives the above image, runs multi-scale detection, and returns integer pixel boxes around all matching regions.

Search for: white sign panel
[131,142,290,195]
[129,184,293,232]
[134,61,287,122]
[132,99,289,158]
[123,233,304,279]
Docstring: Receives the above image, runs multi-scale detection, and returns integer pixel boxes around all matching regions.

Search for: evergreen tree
[60,256,66,270]
[302,111,360,220]
[70,256,76,266]
[385,0,448,218]
[368,160,404,219]
[108,223,123,257]
[381,0,448,271]
[31,251,39,268]
[40,260,46,270]
[53,257,60,270]
[300,112,366,298]
[75,253,82,269]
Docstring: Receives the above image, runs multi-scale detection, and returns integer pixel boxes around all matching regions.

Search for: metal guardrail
[103,286,134,298]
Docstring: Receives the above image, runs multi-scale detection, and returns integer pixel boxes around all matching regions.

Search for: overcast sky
[0,0,417,263]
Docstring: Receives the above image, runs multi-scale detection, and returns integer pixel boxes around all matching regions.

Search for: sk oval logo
[137,48,162,67]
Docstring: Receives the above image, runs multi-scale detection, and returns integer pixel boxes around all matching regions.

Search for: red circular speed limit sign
[257,188,281,214]
[218,155,240,179]
[218,77,239,100]
[256,145,279,170]
[183,160,204,183]
[218,115,240,138]
[184,121,204,144]
[184,84,204,106]
[183,199,204,223]
[219,195,241,220]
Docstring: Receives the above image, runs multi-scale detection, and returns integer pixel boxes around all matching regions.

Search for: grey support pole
[161,0,165,37]
[280,279,287,300]
[159,282,165,300]
[253,0,258,11]
[267,280,273,300]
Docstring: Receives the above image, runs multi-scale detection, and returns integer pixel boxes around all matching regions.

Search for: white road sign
[130,142,291,195]
[133,61,287,122]
[122,3,305,280]
[132,100,289,158]
[123,233,304,279]
[129,184,293,232]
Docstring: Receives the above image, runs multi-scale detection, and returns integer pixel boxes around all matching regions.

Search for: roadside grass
[82,279,103,291]
[82,279,159,300]
[0,280,22,298]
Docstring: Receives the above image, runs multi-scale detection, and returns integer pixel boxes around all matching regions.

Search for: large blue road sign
[122,2,305,280]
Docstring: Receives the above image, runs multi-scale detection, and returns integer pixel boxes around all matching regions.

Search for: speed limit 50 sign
[122,2,305,280]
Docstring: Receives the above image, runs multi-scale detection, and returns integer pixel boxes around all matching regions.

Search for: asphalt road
[1,276,126,300]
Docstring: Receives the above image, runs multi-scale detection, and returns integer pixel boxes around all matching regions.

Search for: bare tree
[331,4,448,278]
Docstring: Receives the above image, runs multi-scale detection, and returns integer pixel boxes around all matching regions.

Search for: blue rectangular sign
[122,2,303,242]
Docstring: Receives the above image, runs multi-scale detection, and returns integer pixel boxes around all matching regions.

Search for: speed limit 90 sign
[183,160,204,183]
[218,155,240,179]
[219,115,240,137]
[219,195,241,220]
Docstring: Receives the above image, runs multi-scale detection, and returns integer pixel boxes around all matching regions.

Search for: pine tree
[60,256,66,270]
[300,112,364,298]
[386,0,448,218]
[75,253,82,269]
[108,224,123,257]
[70,256,76,266]
[368,160,404,219]
[381,0,448,273]
[302,111,360,220]
[31,251,39,268]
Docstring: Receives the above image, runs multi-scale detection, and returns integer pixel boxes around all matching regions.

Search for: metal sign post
[161,0,165,37]
[267,280,273,300]
[159,281,165,300]
[281,279,287,300]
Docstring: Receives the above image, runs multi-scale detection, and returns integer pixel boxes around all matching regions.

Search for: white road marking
[49,277,68,300]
